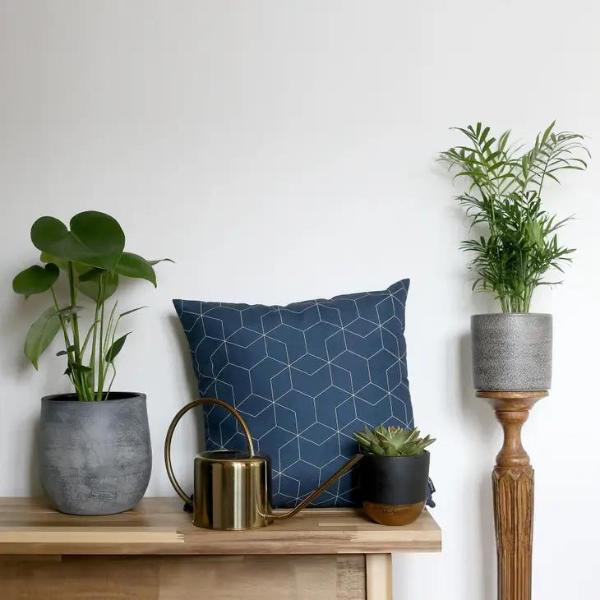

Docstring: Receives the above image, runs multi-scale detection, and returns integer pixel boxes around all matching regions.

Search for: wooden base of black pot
[359,452,430,527]
[363,500,425,526]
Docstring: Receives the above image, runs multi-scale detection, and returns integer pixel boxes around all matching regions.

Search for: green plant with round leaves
[441,122,590,313]
[354,426,435,457]
[12,211,172,401]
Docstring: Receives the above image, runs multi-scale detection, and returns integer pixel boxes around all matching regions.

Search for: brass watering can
[165,398,362,530]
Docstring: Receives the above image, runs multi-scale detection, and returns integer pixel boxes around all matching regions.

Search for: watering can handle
[164,397,256,506]
[165,397,363,517]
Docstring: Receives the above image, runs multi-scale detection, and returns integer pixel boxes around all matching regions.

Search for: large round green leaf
[77,268,119,302]
[31,211,125,271]
[24,306,62,369]
[12,263,59,297]
[31,217,73,261]
[70,211,125,268]
[115,252,156,286]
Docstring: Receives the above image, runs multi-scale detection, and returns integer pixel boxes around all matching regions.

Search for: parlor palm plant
[441,122,589,391]
[441,122,589,312]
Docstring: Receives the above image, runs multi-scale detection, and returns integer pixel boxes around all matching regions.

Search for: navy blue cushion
[173,279,420,508]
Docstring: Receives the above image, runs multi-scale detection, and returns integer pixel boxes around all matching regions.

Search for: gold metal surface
[165,398,363,530]
[164,397,256,506]
[195,451,271,529]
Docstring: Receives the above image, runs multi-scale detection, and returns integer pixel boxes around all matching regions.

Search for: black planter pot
[359,451,430,526]
[39,392,152,515]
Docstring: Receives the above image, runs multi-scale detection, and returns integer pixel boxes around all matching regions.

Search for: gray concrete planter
[39,392,151,515]
[471,313,552,391]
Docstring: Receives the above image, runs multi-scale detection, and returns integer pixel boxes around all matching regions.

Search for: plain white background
[1,1,599,598]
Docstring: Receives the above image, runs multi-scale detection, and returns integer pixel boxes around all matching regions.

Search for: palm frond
[441,122,588,312]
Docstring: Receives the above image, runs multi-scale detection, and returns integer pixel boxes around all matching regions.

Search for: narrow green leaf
[119,306,147,318]
[148,258,174,266]
[105,332,131,363]
[24,307,62,369]
[56,345,75,357]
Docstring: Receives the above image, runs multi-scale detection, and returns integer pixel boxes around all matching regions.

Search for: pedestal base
[478,390,547,600]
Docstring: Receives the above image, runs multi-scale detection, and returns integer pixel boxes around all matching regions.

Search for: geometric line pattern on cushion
[174,279,420,508]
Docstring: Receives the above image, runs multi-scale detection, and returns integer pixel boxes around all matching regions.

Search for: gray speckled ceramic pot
[471,313,552,391]
[39,392,151,515]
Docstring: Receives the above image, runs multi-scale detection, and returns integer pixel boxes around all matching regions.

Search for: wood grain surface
[0,497,441,556]
[0,554,366,600]
[478,390,547,600]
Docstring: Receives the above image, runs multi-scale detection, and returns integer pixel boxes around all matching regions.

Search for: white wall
[1,1,599,597]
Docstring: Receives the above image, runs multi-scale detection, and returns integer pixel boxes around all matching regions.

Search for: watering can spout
[164,398,362,530]
[265,453,363,521]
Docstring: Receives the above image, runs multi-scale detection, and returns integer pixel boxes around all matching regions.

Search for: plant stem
[102,304,118,387]
[104,363,116,401]
[96,274,106,400]
[67,262,82,358]
[67,262,93,400]
[51,286,78,394]
[89,282,102,396]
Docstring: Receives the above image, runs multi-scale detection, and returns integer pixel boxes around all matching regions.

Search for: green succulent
[354,425,435,457]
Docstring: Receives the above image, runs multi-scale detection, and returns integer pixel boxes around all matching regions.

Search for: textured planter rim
[471,312,552,392]
[39,391,151,516]
[42,391,145,403]
[471,312,551,317]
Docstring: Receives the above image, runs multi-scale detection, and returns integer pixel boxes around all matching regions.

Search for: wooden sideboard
[0,497,441,600]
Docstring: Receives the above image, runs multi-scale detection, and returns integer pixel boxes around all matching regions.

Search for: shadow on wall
[3,294,67,498]
[394,328,499,600]
[168,314,205,450]
[29,421,43,497]
[459,332,496,600]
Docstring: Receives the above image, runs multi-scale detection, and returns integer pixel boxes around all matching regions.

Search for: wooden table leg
[478,390,547,600]
[366,553,392,600]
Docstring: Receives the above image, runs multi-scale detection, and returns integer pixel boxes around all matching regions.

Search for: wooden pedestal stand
[477,390,547,600]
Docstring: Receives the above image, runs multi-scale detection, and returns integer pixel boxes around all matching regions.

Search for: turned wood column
[477,390,547,600]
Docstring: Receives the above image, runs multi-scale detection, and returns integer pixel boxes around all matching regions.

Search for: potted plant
[441,122,589,390]
[354,426,435,526]
[12,211,170,515]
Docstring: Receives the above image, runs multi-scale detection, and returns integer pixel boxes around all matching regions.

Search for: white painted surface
[0,1,598,597]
